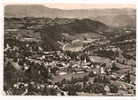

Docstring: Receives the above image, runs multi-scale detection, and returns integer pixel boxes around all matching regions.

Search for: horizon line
[5,4,136,10]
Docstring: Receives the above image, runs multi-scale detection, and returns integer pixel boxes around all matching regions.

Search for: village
[4,33,136,95]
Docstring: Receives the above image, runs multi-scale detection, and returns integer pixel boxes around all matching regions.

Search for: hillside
[5,5,136,27]
[5,17,108,50]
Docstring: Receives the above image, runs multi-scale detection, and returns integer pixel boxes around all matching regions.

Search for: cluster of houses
[4,33,135,96]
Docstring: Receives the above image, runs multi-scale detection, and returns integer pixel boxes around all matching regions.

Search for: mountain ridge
[5,5,136,27]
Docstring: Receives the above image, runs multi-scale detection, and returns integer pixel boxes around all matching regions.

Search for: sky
[44,3,136,10]
[6,3,136,10]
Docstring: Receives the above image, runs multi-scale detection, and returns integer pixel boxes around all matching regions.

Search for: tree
[90,83,105,94]
[68,84,77,95]
[83,75,89,82]
[51,67,59,75]
[109,84,118,93]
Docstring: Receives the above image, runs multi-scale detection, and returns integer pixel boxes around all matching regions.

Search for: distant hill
[4,17,108,50]
[40,18,108,50]
[5,5,136,27]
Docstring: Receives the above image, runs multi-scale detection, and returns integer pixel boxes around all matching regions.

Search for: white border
[0,0,137,4]
[0,0,137,100]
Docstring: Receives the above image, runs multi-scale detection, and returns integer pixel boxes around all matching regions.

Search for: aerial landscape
[4,4,136,96]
